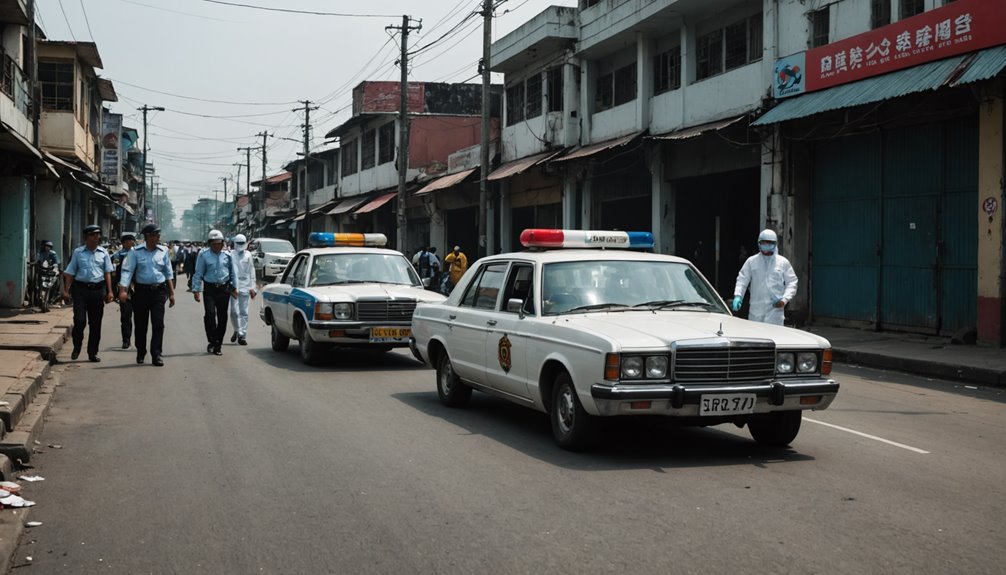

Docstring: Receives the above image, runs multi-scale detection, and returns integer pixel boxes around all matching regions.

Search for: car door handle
[449,314,457,320]
[486,320,497,326]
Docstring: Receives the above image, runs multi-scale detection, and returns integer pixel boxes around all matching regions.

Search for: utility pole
[220,176,230,234]
[233,162,244,234]
[479,0,492,258]
[255,132,270,233]
[138,105,164,224]
[297,100,318,250]
[237,146,253,208]
[387,15,421,252]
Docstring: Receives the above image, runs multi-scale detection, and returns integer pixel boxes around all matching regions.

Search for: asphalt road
[10,292,1006,574]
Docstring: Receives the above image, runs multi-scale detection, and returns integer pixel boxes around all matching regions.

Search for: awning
[753,47,1006,126]
[487,150,562,181]
[649,116,746,140]
[327,196,369,215]
[416,168,477,195]
[274,218,288,225]
[121,203,135,215]
[0,121,42,160]
[43,151,84,173]
[311,200,338,214]
[551,132,642,163]
[354,192,397,214]
[292,212,306,222]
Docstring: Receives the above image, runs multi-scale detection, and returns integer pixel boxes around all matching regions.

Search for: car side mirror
[422,277,432,288]
[507,298,524,314]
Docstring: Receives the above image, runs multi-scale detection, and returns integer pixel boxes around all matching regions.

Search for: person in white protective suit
[229,234,257,345]
[731,229,798,325]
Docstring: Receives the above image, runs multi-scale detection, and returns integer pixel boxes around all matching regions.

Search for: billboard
[100,112,122,186]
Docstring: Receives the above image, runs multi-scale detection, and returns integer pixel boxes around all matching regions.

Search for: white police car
[260,233,446,365]
[410,229,839,450]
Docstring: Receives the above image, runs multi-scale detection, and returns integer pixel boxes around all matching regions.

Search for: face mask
[759,242,776,255]
[235,244,246,252]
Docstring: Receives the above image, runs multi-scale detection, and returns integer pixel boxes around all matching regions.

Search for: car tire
[748,411,802,447]
[271,323,290,352]
[436,353,471,407]
[298,322,326,366]
[550,372,595,451]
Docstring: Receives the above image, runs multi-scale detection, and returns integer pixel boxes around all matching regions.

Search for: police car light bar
[308,232,388,248]
[519,229,654,249]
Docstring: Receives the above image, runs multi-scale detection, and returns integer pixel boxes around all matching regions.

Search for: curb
[833,347,1006,388]
[0,507,32,574]
[0,369,57,466]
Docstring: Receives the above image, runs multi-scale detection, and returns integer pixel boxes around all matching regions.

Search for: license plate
[370,327,411,342]
[700,394,756,416]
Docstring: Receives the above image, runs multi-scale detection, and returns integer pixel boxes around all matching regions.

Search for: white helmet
[233,234,247,244]
[758,229,778,243]
[208,229,224,241]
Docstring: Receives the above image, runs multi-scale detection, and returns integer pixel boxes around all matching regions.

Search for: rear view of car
[252,238,296,282]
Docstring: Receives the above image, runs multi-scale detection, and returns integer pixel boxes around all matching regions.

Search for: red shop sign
[802,0,1006,94]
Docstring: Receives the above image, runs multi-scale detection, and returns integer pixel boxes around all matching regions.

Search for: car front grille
[356,300,417,322]
[673,343,776,383]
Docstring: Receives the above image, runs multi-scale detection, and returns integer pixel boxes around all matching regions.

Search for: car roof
[297,247,406,257]
[479,249,692,265]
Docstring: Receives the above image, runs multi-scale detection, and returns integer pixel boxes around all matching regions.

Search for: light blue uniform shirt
[120,244,174,287]
[64,245,112,283]
[192,248,237,292]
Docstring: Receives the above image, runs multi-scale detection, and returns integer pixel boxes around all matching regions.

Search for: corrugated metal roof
[551,132,641,163]
[648,115,746,140]
[952,45,1006,86]
[354,192,397,214]
[415,167,477,195]
[753,54,969,126]
[487,150,560,181]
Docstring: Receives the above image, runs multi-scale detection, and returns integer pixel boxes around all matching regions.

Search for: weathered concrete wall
[0,177,29,307]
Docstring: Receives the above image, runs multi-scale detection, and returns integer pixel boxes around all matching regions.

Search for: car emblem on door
[498,334,512,373]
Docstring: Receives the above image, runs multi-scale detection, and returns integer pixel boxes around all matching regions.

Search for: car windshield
[541,260,726,316]
[309,253,422,287]
[258,240,294,253]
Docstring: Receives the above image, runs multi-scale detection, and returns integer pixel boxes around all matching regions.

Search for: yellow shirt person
[444,246,468,286]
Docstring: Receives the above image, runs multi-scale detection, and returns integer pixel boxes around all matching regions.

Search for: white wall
[590,102,638,142]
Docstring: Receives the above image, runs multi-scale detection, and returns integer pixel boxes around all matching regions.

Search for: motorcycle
[32,260,61,312]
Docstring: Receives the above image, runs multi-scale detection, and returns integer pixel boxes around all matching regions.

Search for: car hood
[552,311,830,349]
[263,252,295,259]
[311,283,446,303]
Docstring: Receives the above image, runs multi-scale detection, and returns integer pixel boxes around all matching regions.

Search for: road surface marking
[805,418,931,454]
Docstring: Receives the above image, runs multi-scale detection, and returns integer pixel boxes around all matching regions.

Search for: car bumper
[589,379,839,417]
[306,320,412,347]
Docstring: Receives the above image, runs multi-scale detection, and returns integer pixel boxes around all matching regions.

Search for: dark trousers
[202,286,231,346]
[133,285,167,359]
[71,284,105,356]
[119,298,133,344]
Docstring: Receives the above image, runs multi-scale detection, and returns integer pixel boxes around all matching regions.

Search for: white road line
[805,418,931,454]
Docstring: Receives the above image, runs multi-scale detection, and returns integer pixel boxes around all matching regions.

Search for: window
[501,264,535,315]
[283,255,307,286]
[695,29,723,80]
[546,67,563,112]
[748,13,763,63]
[378,122,395,165]
[506,82,524,126]
[38,60,73,111]
[654,46,681,94]
[613,63,637,106]
[871,0,891,28]
[900,0,924,19]
[461,263,507,310]
[725,20,750,70]
[595,72,613,111]
[525,73,542,119]
[810,7,830,48]
[341,138,358,176]
[361,129,376,170]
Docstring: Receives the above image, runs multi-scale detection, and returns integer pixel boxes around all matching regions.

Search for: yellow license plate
[370,327,411,342]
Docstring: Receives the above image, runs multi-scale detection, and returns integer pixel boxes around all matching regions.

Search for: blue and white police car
[409,229,840,450]
[260,233,446,365]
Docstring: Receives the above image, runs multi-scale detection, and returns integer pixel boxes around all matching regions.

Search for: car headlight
[333,303,354,320]
[315,302,333,320]
[776,352,795,374]
[645,356,668,378]
[621,356,643,379]
[797,352,819,373]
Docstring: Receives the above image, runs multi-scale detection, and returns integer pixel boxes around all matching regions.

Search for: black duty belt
[206,282,230,290]
[136,283,165,290]
[75,282,105,290]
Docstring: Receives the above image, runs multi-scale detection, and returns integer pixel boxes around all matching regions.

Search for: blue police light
[308,232,388,248]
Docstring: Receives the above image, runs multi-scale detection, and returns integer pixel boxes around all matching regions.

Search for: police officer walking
[112,232,137,349]
[192,229,238,355]
[119,224,176,366]
[62,224,114,362]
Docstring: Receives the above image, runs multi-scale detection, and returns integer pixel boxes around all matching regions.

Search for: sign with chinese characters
[100,112,122,187]
[775,0,1006,98]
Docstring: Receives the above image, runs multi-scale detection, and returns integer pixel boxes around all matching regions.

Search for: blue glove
[731,296,742,312]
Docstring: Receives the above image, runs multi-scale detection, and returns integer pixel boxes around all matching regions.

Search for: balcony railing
[0,49,31,116]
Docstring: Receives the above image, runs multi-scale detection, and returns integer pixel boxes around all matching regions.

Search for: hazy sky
[37,0,577,220]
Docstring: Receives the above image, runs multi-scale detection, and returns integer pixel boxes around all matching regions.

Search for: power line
[200,0,397,18]
[115,0,243,23]
[56,0,76,41]
[106,77,298,106]
[78,0,95,42]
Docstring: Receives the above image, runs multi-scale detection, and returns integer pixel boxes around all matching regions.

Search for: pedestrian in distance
[112,232,137,349]
[36,240,59,267]
[120,224,175,366]
[192,229,239,356]
[62,224,114,362]
[184,242,199,291]
[442,245,467,295]
[228,234,257,346]
[731,229,798,326]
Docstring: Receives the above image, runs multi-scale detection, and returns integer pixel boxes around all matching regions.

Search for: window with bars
[595,72,614,111]
[525,73,542,119]
[871,0,891,28]
[361,129,376,170]
[654,45,681,94]
[341,138,358,176]
[506,82,524,126]
[546,67,563,112]
[696,29,723,80]
[39,61,74,111]
[696,13,763,81]
[900,0,924,19]
[613,63,637,106]
[378,122,395,165]
[811,7,830,48]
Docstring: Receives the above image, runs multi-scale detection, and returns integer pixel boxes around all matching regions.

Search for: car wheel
[748,411,802,447]
[550,372,595,451]
[436,353,471,407]
[271,323,289,352]
[298,322,327,366]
